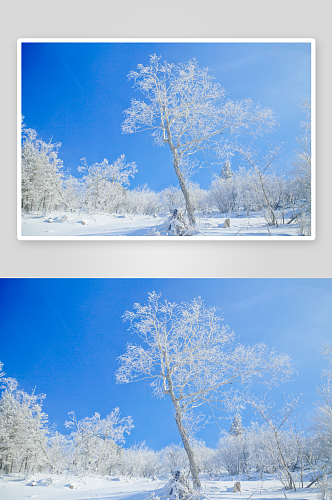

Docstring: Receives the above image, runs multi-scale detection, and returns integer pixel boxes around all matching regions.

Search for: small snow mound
[29,481,37,486]
[37,477,53,486]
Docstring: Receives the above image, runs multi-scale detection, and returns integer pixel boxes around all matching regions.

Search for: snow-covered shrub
[187,182,209,213]
[246,422,303,479]
[126,185,162,215]
[161,186,186,212]
[215,433,248,476]
[297,210,311,236]
[318,477,332,500]
[165,467,192,499]
[190,440,216,474]
[164,207,194,236]
[119,442,162,478]
[209,177,237,214]
[161,444,189,474]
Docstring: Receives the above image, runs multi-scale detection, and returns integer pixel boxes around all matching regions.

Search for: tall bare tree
[115,292,294,489]
[122,55,276,226]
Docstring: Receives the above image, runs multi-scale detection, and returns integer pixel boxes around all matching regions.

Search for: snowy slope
[0,473,320,500]
[20,211,306,240]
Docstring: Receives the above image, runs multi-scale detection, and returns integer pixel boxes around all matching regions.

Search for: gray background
[1,0,330,277]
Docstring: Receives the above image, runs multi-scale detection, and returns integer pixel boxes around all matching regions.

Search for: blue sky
[0,278,330,450]
[20,40,312,191]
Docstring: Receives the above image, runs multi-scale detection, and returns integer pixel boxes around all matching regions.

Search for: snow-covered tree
[216,432,248,476]
[126,185,162,215]
[229,415,245,436]
[47,431,72,474]
[187,182,209,213]
[236,144,282,226]
[62,175,84,211]
[220,160,234,180]
[120,442,162,478]
[161,443,190,474]
[21,122,68,212]
[209,176,237,214]
[122,55,276,226]
[116,292,294,489]
[190,439,216,474]
[291,100,312,235]
[64,408,133,476]
[161,186,186,212]
[250,396,301,490]
[78,155,137,214]
[0,376,50,473]
[311,345,332,495]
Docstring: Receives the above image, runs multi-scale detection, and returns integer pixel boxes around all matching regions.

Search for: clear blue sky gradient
[21,41,312,191]
[1,278,330,450]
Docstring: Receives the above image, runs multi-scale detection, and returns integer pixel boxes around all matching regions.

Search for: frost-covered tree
[209,176,237,213]
[187,182,209,213]
[229,415,245,436]
[126,185,162,215]
[62,175,84,211]
[122,55,276,226]
[0,376,50,473]
[220,160,234,180]
[120,442,162,478]
[161,186,186,212]
[250,396,301,490]
[237,144,282,226]
[115,292,294,489]
[161,443,190,474]
[214,416,247,475]
[190,439,216,474]
[314,345,332,448]
[78,155,137,214]
[64,408,133,476]
[311,344,332,495]
[292,100,312,235]
[47,431,72,474]
[21,122,68,212]
[216,432,248,476]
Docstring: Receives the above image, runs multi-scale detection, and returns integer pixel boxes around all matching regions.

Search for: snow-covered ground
[20,211,308,240]
[0,473,320,500]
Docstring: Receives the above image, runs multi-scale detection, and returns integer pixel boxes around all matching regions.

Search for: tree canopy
[122,55,277,224]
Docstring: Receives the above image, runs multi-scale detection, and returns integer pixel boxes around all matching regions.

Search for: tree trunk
[166,371,201,489]
[174,409,201,489]
[271,427,296,490]
[164,119,196,226]
[256,170,278,226]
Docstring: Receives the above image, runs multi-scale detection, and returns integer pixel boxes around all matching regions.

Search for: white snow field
[0,473,319,500]
[20,211,305,240]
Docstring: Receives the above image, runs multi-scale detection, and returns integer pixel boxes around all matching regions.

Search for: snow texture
[0,473,320,500]
[20,210,305,239]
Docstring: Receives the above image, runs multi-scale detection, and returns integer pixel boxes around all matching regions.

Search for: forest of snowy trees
[20,123,311,236]
[20,51,313,236]
[20,98,312,237]
[0,345,331,495]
